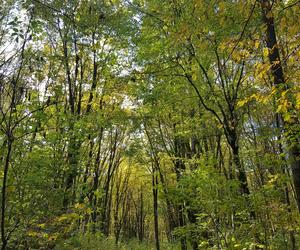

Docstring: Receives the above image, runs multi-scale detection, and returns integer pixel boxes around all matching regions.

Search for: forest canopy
[0,0,300,249]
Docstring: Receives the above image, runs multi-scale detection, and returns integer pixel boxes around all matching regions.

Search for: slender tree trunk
[89,142,102,232]
[86,46,98,114]
[1,138,12,250]
[138,191,144,242]
[174,136,187,250]
[61,35,80,209]
[157,167,177,242]
[276,113,297,249]
[101,170,112,236]
[152,165,160,250]
[222,119,250,194]
[63,133,78,208]
[231,143,249,195]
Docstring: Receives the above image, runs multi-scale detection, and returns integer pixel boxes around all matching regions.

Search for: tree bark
[152,164,160,250]
[260,0,300,211]
[1,138,12,250]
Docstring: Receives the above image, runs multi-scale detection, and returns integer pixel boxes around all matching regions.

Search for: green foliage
[55,234,180,250]
[1,0,300,249]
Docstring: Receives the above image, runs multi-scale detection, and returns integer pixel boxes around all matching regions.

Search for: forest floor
[54,235,181,250]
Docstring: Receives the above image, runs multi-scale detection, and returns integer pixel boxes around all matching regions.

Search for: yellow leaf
[283,112,292,122]
[28,231,38,237]
[86,207,93,214]
[75,203,85,209]
[281,90,289,97]
[277,99,289,113]
[237,98,249,107]
[263,48,269,58]
[38,223,46,229]
[296,93,300,110]
[192,73,197,81]
[219,2,225,12]
[57,215,68,222]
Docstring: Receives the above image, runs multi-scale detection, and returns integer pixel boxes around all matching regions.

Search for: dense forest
[0,0,300,249]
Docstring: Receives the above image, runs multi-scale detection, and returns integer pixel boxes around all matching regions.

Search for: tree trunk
[174,136,188,250]
[138,190,145,242]
[232,144,249,195]
[1,138,12,250]
[152,165,160,250]
[260,0,300,211]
